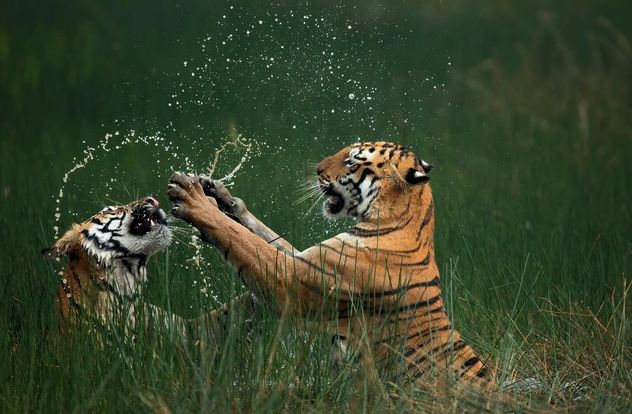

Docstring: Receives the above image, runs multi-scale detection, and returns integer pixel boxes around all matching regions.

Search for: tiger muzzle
[131,204,169,236]
[323,186,345,215]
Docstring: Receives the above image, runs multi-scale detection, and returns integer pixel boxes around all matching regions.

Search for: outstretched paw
[167,172,213,223]
[197,175,245,217]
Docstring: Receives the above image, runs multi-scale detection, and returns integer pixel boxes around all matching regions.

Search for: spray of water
[53,130,174,239]
[51,5,452,305]
[185,135,260,298]
[207,135,257,184]
[52,125,260,302]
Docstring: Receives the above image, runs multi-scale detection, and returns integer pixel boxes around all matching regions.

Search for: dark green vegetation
[2,0,631,412]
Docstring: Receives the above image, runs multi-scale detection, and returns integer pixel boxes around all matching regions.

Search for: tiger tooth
[150,220,155,226]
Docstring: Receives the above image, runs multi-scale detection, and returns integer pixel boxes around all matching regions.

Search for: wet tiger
[166,142,488,383]
[42,197,175,335]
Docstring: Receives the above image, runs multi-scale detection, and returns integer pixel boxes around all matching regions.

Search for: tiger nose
[144,196,159,206]
[316,156,334,176]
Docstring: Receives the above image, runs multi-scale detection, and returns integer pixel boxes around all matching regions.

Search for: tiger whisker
[295,188,322,205]
[295,176,322,204]
[293,175,326,218]
[166,226,194,235]
[166,224,198,235]
[303,190,326,217]
[166,216,194,226]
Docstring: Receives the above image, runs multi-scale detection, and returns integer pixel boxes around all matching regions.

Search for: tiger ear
[41,246,58,259]
[420,159,434,173]
[41,245,66,260]
[405,168,430,184]
[41,227,79,260]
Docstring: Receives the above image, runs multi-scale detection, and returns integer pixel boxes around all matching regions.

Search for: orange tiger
[166,142,488,383]
[42,197,174,335]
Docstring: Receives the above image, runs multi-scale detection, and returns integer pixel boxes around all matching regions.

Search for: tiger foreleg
[187,291,264,348]
[145,292,263,348]
[197,175,295,255]
[167,173,325,316]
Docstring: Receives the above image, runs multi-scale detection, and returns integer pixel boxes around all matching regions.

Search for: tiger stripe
[42,197,172,335]
[167,141,488,384]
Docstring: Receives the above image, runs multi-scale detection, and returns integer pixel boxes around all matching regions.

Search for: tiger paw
[167,172,216,223]
[197,175,247,218]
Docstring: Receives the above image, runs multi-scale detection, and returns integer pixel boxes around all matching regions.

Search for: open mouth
[324,188,345,215]
[144,208,168,227]
[131,204,168,235]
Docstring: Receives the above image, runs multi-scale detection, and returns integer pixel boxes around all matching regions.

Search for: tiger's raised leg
[196,178,359,364]
[197,176,295,256]
[181,176,295,345]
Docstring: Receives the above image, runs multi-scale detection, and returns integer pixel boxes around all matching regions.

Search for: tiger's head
[42,197,172,265]
[316,141,433,222]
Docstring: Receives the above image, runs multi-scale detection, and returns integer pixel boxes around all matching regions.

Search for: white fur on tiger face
[82,198,172,266]
[43,197,173,334]
[317,142,433,221]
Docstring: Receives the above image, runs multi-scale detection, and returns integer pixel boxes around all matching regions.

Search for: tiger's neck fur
[314,143,487,381]
[55,226,147,333]
[328,183,486,381]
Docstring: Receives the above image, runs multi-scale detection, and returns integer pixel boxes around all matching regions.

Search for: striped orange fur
[167,142,487,382]
[42,197,172,335]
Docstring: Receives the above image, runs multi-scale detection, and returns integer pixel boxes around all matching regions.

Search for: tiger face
[316,141,434,220]
[43,197,172,264]
[82,197,172,262]
[42,197,172,333]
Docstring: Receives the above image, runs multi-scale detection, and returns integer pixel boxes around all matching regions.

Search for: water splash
[185,135,261,294]
[53,129,173,239]
[207,135,259,186]
[51,5,453,299]
[52,128,260,301]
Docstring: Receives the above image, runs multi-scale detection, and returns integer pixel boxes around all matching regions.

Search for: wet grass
[2,1,632,412]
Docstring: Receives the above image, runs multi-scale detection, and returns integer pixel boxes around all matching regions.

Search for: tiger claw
[168,172,198,192]
[198,175,214,196]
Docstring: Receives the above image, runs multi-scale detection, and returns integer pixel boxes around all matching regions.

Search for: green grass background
[1,0,631,412]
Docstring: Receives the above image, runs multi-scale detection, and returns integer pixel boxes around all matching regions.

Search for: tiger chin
[167,142,489,386]
[42,197,176,337]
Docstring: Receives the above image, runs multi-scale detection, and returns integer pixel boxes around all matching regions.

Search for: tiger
[166,141,488,384]
[42,196,175,336]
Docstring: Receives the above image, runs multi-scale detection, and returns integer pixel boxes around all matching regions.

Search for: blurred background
[1,0,631,411]
[3,0,630,302]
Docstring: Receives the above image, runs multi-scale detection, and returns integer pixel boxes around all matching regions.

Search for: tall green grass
[2,1,632,412]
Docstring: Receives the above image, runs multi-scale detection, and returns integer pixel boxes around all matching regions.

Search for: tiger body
[43,197,173,335]
[167,142,487,382]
